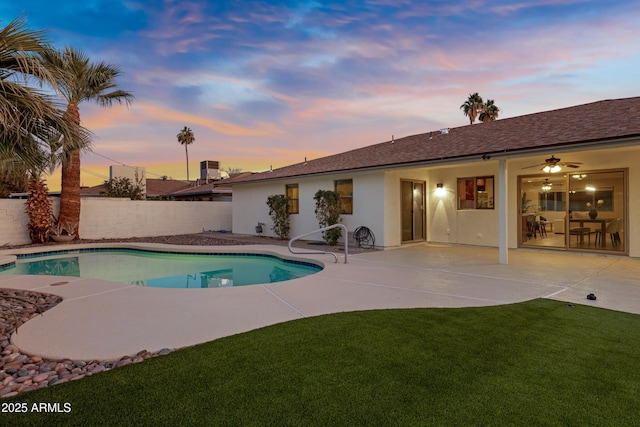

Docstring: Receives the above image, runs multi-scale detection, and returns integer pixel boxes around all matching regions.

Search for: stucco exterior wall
[425,162,501,247]
[0,199,231,246]
[231,171,387,245]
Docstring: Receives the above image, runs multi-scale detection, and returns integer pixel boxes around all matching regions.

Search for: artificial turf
[4,299,640,426]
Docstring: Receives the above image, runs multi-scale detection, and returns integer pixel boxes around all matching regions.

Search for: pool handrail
[288,224,348,264]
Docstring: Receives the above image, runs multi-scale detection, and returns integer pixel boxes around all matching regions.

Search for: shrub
[266,194,291,239]
[102,176,145,200]
[24,176,53,244]
[314,189,342,245]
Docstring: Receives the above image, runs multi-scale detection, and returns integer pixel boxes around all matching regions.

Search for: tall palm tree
[177,126,195,181]
[40,47,133,237]
[1,18,85,173]
[479,99,500,123]
[460,92,484,125]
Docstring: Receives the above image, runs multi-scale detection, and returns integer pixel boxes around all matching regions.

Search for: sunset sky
[2,1,639,190]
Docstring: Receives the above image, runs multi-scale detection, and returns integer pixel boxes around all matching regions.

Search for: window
[335,179,353,214]
[457,176,494,209]
[568,188,614,212]
[286,184,299,214]
[540,191,565,212]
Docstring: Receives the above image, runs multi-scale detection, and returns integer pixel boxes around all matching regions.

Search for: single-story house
[225,96,640,263]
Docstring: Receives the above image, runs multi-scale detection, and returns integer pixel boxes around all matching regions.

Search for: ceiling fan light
[543,165,551,173]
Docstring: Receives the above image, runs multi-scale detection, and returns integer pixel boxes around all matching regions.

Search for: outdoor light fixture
[435,183,446,196]
[436,183,443,188]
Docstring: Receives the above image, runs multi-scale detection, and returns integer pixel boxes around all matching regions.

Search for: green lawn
[4,299,640,426]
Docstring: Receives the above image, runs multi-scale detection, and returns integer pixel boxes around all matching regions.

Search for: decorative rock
[116,359,132,368]
[90,365,106,374]
[33,373,50,383]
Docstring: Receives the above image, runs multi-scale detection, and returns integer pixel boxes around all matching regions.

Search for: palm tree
[460,92,484,125]
[1,18,90,243]
[479,99,500,122]
[177,126,195,181]
[40,47,133,237]
[1,18,85,173]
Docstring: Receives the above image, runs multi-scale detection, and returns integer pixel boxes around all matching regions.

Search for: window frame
[334,179,353,215]
[457,176,495,210]
[285,183,299,214]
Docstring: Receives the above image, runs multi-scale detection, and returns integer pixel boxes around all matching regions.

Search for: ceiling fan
[522,155,582,173]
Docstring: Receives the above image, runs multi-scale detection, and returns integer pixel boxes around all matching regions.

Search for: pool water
[1,250,322,288]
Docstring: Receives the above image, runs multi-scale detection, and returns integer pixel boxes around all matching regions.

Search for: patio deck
[1,243,639,361]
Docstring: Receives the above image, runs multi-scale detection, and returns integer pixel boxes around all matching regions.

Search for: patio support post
[498,159,508,264]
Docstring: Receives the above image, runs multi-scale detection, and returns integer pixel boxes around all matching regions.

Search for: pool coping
[0,242,327,271]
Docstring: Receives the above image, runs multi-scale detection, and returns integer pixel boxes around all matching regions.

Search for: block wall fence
[0,198,232,246]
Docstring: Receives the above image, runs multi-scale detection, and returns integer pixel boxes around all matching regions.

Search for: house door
[401,180,426,242]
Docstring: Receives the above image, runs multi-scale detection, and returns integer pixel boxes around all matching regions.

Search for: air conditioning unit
[200,160,221,181]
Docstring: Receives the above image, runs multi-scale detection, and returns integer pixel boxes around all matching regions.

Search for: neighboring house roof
[226,96,640,184]
[169,172,251,197]
[80,178,192,198]
[170,182,231,197]
[79,175,249,198]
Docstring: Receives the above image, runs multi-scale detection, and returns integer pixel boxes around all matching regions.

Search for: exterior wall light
[435,183,446,196]
[436,183,443,188]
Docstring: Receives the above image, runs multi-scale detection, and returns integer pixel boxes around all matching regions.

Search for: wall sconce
[436,183,443,189]
[435,183,446,196]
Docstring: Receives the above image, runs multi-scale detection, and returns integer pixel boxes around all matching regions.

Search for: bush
[102,176,145,200]
[314,189,342,245]
[266,194,291,239]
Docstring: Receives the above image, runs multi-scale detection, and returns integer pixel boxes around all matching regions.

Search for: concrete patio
[1,243,639,361]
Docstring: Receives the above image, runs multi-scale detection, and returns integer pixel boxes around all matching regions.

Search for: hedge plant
[314,189,342,245]
[266,194,291,239]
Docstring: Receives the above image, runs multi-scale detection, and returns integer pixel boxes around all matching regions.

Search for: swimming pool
[0,249,322,288]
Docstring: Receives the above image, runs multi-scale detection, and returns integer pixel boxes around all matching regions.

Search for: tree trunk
[185,144,190,181]
[58,102,82,239]
[58,149,81,239]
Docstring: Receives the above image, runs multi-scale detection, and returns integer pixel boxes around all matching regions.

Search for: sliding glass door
[567,170,626,252]
[519,175,566,249]
[401,180,426,243]
[519,169,626,253]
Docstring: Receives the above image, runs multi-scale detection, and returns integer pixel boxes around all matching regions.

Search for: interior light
[585,184,596,192]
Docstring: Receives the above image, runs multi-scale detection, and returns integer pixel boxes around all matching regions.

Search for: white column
[498,159,508,264]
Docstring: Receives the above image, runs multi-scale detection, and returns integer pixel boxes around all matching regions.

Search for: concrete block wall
[0,198,231,246]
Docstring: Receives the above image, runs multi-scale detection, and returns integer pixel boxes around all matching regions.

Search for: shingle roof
[80,178,192,197]
[227,96,640,184]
